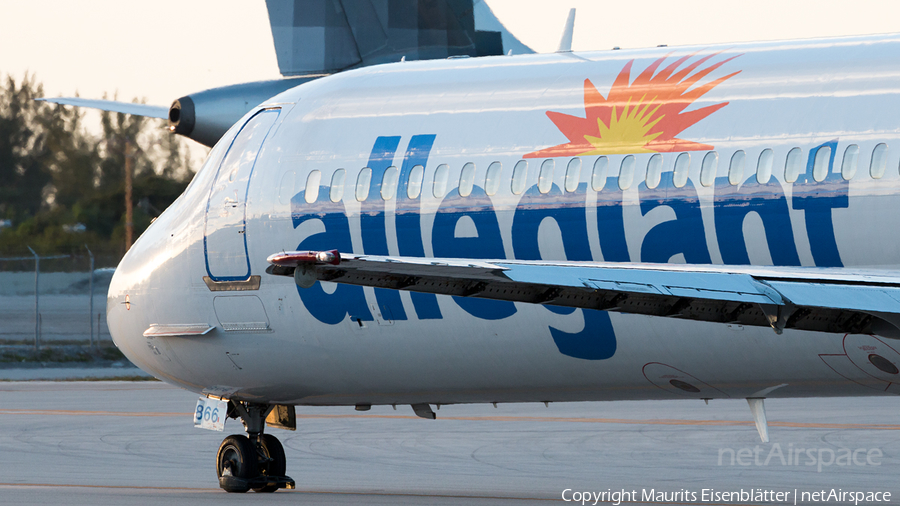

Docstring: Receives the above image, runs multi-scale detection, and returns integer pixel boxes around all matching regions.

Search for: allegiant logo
[527,53,741,158]
[290,132,848,361]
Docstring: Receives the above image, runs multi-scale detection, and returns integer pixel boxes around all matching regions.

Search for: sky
[2,0,900,134]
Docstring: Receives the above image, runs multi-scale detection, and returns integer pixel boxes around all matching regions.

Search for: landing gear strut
[216,401,295,493]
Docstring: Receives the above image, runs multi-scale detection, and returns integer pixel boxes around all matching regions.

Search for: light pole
[86,244,95,349]
[125,140,134,251]
[26,246,39,351]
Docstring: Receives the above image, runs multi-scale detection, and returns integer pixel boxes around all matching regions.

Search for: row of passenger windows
[302,143,892,204]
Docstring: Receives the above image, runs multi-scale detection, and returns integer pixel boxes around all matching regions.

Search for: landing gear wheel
[253,434,286,493]
[216,435,259,493]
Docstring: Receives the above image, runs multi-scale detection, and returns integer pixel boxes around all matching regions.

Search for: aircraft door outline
[204,108,281,282]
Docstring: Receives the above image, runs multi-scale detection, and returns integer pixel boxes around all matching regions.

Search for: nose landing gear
[216,401,295,493]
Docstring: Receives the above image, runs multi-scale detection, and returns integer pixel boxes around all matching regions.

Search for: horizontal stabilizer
[267,251,900,338]
[37,97,168,119]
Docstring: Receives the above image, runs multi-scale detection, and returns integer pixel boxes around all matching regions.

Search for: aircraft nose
[105,185,205,387]
[106,232,158,374]
[106,199,189,374]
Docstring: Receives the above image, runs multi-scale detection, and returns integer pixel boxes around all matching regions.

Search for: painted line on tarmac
[293,413,900,431]
[0,483,761,505]
[0,408,898,431]
[0,482,212,492]
[291,489,768,505]
[288,489,763,505]
[0,409,186,417]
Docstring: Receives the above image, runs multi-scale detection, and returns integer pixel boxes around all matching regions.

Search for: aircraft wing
[36,97,168,119]
[267,251,900,338]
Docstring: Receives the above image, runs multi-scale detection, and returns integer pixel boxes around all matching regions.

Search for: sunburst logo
[525,52,741,158]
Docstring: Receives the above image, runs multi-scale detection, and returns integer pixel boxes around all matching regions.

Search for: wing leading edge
[36,97,168,119]
[266,251,900,339]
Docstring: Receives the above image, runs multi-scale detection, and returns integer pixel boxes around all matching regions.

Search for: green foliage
[0,74,197,264]
[0,74,54,222]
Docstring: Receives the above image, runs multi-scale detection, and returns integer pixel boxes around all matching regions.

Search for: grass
[0,343,128,364]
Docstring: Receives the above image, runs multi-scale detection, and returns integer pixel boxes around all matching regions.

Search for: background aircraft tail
[266,0,533,76]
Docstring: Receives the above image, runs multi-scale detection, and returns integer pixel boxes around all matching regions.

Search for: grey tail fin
[265,0,534,77]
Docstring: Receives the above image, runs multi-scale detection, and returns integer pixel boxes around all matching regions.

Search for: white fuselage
[107,33,900,405]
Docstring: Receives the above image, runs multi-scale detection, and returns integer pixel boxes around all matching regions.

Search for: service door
[204,109,280,281]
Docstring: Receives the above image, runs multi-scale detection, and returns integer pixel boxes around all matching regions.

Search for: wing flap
[763,281,900,313]
[500,263,782,304]
[266,251,900,337]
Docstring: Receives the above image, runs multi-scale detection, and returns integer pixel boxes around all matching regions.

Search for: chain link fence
[0,250,121,347]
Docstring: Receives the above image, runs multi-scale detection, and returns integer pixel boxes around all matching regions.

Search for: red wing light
[267,250,341,266]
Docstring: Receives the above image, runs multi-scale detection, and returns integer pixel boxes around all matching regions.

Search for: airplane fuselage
[108,33,900,406]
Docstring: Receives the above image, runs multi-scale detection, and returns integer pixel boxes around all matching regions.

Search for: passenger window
[700,151,718,187]
[433,164,449,198]
[356,167,372,201]
[304,170,321,203]
[782,148,800,183]
[380,166,399,200]
[618,155,635,190]
[673,152,690,188]
[459,162,476,197]
[564,158,582,192]
[591,156,608,190]
[538,159,555,194]
[841,145,859,180]
[484,162,502,196]
[329,169,346,202]
[511,160,528,195]
[871,143,888,179]
[758,149,775,184]
[645,154,662,189]
[812,146,831,182]
[407,165,425,199]
[728,151,745,185]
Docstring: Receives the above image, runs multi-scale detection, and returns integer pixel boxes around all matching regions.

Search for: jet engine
[166,77,318,147]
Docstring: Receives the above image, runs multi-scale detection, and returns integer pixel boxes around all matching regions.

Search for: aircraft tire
[253,434,287,493]
[216,434,258,492]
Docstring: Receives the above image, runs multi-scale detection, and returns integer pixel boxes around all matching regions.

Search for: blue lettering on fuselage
[290,136,850,360]
[713,172,801,266]
[291,187,373,325]
[793,140,846,267]
[639,173,711,264]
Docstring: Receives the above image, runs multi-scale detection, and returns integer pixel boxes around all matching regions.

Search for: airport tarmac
[0,382,898,505]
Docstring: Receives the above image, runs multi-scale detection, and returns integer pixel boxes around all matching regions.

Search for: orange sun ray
[525,53,742,159]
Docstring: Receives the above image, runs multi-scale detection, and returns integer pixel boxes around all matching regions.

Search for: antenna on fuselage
[557,8,576,52]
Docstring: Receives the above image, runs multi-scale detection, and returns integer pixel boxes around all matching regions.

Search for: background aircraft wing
[36,97,168,119]
[267,251,900,338]
[41,1,536,147]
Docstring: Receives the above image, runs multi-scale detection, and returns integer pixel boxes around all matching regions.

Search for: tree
[0,74,55,222]
[0,74,196,260]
